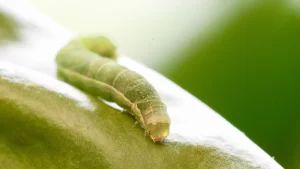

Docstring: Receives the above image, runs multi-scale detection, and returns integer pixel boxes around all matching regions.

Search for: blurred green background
[14,0,300,168]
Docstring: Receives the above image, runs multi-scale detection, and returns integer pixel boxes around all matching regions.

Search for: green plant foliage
[161,1,300,168]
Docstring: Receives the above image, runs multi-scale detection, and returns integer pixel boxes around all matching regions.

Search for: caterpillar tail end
[79,36,117,60]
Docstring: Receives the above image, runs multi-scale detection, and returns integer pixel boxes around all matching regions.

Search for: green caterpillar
[55,36,170,142]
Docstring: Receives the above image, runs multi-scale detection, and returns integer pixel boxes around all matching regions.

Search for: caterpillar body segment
[56,36,170,142]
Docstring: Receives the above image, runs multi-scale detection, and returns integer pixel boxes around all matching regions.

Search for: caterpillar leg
[121,109,138,128]
[131,121,139,128]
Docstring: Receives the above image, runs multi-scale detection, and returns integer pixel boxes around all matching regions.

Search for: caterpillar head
[146,123,170,143]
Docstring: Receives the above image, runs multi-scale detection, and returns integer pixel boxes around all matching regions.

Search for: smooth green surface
[0,81,110,169]
[0,71,256,169]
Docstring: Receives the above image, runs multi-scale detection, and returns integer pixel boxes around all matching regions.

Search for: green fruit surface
[0,64,280,169]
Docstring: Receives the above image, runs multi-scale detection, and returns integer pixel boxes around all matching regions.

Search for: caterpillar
[55,36,170,143]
